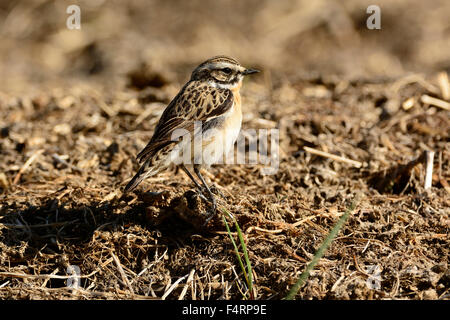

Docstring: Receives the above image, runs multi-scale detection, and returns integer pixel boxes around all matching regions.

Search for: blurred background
[0,0,449,92]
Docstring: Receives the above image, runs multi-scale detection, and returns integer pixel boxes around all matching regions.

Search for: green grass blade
[222,213,250,295]
[233,214,254,299]
[284,196,360,300]
[222,208,254,299]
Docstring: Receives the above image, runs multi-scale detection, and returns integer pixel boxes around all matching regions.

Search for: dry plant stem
[304,146,362,168]
[437,72,450,100]
[178,269,195,300]
[13,149,45,184]
[111,252,135,296]
[2,220,79,229]
[51,153,82,173]
[245,214,324,235]
[421,94,450,111]
[0,270,98,280]
[424,151,435,190]
[161,273,188,300]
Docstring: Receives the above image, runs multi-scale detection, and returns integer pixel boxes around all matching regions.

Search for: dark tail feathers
[124,165,147,193]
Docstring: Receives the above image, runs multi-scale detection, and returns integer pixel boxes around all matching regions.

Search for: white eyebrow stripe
[203,62,234,69]
[202,62,244,71]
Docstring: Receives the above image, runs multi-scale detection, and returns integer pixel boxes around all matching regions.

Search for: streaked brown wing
[136,80,233,163]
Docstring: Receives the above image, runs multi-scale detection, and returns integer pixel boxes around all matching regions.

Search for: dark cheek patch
[211,71,224,82]
[210,70,241,86]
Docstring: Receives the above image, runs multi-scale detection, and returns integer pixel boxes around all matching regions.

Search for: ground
[0,0,449,300]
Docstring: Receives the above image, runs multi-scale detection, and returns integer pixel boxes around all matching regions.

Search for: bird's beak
[243,68,260,75]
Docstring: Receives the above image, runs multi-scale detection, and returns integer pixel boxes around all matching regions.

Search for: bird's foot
[195,189,209,202]
[212,184,226,198]
[202,201,217,226]
[194,189,218,222]
[201,184,225,199]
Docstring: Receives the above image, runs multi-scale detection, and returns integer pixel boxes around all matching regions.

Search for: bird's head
[191,56,259,89]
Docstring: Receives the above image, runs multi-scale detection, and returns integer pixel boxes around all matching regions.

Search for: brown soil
[0,0,449,300]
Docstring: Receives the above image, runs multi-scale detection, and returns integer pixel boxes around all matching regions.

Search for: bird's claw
[202,184,225,199]
[195,190,209,202]
[203,204,217,226]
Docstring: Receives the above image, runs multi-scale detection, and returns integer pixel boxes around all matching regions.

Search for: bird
[124,56,259,220]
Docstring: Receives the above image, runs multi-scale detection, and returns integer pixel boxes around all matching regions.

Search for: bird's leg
[194,165,217,220]
[182,166,224,199]
[181,165,208,202]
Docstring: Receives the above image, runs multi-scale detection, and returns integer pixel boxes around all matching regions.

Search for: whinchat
[124,56,259,220]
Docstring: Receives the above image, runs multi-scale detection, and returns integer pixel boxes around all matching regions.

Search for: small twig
[352,255,372,277]
[304,146,362,168]
[245,214,320,235]
[96,99,117,117]
[424,150,435,190]
[178,269,195,300]
[392,74,440,95]
[51,153,82,173]
[6,286,158,299]
[439,177,450,195]
[245,226,283,234]
[390,271,401,298]
[437,72,450,100]
[230,266,246,297]
[335,236,393,251]
[1,220,79,229]
[0,270,98,280]
[13,149,44,184]
[421,94,450,111]
[0,172,9,190]
[111,252,135,296]
[330,274,345,292]
[161,274,188,300]
[402,97,415,110]
[41,268,59,288]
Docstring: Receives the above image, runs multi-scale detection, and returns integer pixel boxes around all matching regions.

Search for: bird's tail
[124,161,156,193]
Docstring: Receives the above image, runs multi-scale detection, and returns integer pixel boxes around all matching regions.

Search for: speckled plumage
[124,56,259,208]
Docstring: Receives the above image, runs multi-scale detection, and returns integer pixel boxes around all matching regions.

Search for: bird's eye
[222,67,232,74]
